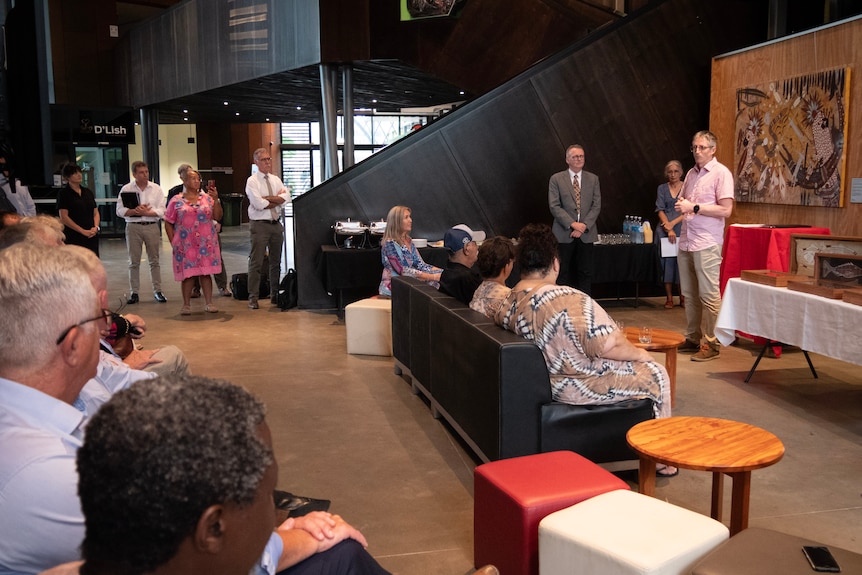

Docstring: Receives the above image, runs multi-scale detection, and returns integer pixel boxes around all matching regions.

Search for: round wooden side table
[626,416,785,535]
[624,326,685,407]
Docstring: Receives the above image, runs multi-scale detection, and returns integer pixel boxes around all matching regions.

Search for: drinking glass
[639,327,652,343]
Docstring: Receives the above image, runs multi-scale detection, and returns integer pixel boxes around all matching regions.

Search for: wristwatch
[693,204,700,214]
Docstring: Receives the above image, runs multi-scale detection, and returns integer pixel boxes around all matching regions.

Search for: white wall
[127,124,199,187]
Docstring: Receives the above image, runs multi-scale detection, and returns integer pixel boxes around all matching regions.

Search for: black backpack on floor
[277,268,298,310]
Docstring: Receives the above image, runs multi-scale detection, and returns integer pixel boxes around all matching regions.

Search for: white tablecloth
[716,278,862,366]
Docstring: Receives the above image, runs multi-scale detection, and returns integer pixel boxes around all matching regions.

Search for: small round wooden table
[624,327,685,407]
[626,416,784,535]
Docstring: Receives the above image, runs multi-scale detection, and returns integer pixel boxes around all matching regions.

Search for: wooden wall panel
[710,18,862,236]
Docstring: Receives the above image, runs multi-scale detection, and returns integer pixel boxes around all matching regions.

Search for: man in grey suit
[549,144,601,294]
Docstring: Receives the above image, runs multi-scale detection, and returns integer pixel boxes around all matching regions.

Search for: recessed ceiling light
[296,106,301,110]
[183,109,188,113]
[183,117,189,121]
[266,118,270,122]
[235,112,240,116]
[459,91,465,95]
[223,101,229,106]
[372,99,377,103]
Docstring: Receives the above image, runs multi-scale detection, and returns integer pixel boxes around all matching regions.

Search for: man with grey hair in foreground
[0,243,110,574]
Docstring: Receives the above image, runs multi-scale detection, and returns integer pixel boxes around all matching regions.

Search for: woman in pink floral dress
[164,169,222,315]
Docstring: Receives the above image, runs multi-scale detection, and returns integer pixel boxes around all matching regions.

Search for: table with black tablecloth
[592,243,661,305]
[317,242,659,316]
[316,245,449,317]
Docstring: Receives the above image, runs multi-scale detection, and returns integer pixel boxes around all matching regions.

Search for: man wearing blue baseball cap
[439,224,485,304]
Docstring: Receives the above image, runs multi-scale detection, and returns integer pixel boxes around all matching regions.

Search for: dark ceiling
[150,60,472,125]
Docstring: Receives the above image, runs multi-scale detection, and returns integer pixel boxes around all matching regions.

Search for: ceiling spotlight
[296,106,301,110]
[223,101,229,106]
[372,99,377,103]
[266,118,270,122]
[235,112,240,116]
[459,91,465,95]
[183,109,188,113]
[183,117,189,121]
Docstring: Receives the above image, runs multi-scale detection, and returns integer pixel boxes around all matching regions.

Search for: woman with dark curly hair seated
[496,224,674,475]
[469,236,515,319]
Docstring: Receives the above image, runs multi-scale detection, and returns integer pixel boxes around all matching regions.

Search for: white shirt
[245,172,290,221]
[116,181,165,222]
[0,176,36,217]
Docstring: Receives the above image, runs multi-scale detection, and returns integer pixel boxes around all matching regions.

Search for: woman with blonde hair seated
[378,205,442,296]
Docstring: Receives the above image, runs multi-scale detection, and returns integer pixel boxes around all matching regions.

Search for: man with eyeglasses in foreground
[0,244,108,573]
[245,147,291,310]
[674,130,734,362]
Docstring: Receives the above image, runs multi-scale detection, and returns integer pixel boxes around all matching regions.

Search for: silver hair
[0,217,65,248]
[0,244,97,371]
[176,163,193,178]
[253,147,268,162]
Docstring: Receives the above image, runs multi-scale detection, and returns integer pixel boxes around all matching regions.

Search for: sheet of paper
[660,237,679,258]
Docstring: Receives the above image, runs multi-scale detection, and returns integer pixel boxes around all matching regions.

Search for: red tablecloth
[719,226,830,294]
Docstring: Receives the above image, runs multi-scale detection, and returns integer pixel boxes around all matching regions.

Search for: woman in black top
[57,163,100,255]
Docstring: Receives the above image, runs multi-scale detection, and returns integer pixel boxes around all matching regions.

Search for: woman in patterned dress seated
[378,205,442,297]
[469,236,515,320]
[497,224,675,420]
[496,224,676,475]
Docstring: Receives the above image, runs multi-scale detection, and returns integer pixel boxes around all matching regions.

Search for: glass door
[75,146,127,237]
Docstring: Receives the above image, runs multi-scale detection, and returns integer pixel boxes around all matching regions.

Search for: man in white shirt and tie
[117,161,166,304]
[245,147,290,309]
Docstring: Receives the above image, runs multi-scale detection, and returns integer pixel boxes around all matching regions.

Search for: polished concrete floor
[99,225,862,574]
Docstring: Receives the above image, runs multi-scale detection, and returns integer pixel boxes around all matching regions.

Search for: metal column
[139,107,160,184]
[319,63,339,180]
[342,64,355,169]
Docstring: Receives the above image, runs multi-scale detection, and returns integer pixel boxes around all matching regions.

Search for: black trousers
[278,539,391,575]
[557,240,594,295]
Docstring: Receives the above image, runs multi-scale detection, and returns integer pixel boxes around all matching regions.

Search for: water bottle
[634,217,644,244]
[623,216,631,242]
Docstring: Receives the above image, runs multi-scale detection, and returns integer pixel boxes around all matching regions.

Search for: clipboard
[120,191,140,209]
[660,237,679,257]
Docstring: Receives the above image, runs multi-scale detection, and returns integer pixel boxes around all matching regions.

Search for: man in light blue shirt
[0,244,107,574]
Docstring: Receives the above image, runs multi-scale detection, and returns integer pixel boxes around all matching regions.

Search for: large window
[279,115,430,196]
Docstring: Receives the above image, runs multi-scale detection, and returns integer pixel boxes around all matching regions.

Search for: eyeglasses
[56,309,112,345]
[258,157,273,162]
[569,155,585,160]
[690,145,714,152]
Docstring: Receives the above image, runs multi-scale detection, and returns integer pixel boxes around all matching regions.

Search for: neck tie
[573,175,581,212]
[264,174,278,221]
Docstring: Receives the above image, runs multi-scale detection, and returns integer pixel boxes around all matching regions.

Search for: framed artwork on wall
[734,67,850,207]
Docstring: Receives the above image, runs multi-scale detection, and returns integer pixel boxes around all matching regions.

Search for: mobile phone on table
[802,545,841,572]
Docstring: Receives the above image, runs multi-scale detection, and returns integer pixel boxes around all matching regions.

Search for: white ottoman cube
[345,298,392,356]
[539,490,728,575]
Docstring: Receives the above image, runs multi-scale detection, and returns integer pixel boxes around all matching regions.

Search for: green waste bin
[221,194,243,226]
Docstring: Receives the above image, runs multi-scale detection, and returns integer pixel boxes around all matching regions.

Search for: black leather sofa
[391,276,654,463]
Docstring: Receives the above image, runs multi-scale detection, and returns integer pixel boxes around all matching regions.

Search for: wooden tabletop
[626,416,785,472]
[624,327,685,350]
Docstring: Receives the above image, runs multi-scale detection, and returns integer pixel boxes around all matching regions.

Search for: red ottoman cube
[474,451,629,575]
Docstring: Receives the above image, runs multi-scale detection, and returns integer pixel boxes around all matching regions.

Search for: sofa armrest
[540,399,654,463]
